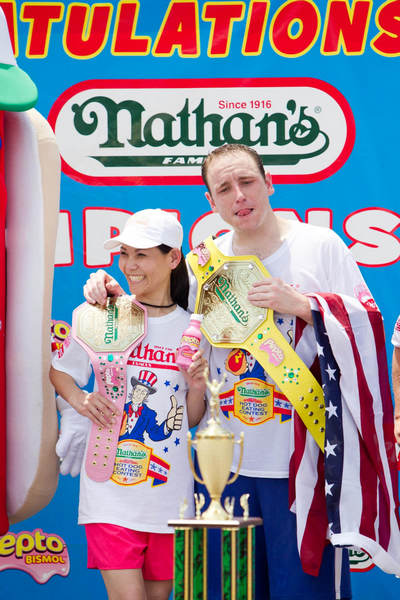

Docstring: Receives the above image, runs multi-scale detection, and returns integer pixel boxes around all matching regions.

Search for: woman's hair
[158,244,189,310]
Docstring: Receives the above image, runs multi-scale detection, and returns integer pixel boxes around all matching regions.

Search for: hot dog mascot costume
[0,7,60,531]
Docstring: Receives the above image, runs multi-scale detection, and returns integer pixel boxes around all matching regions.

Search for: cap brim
[104,233,159,250]
[0,64,38,111]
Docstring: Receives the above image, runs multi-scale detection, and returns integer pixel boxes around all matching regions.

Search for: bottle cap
[191,313,203,323]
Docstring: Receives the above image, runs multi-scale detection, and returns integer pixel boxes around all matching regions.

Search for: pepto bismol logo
[48,78,355,185]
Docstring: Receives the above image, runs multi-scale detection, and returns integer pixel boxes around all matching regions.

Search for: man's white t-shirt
[53,306,194,533]
[188,222,372,478]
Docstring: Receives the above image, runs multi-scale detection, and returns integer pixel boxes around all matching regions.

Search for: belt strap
[72,295,147,481]
[188,237,325,451]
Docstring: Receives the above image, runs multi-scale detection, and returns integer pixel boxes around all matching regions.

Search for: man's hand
[83,269,125,306]
[248,278,312,324]
[166,395,184,431]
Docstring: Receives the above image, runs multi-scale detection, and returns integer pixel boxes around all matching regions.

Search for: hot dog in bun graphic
[0,8,60,529]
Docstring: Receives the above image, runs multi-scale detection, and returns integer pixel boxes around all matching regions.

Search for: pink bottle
[176,314,203,370]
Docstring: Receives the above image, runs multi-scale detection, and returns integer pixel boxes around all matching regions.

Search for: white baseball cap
[0,7,38,110]
[104,209,183,250]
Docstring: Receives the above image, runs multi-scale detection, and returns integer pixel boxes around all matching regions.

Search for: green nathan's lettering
[72,97,327,153]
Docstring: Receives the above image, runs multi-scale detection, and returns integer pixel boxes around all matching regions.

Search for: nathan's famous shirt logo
[48,78,355,185]
[0,529,70,583]
[215,275,249,325]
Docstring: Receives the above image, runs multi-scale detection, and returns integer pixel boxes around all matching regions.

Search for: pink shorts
[85,523,173,580]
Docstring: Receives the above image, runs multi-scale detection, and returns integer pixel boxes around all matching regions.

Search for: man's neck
[232,215,292,260]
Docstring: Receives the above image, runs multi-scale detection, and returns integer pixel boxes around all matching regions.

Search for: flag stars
[325,481,334,496]
[317,343,325,357]
[325,401,338,419]
[174,437,180,446]
[325,364,336,380]
[325,440,337,457]
[164,380,171,387]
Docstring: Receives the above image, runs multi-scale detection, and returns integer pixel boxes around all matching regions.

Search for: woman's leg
[144,579,173,600]
[101,568,146,600]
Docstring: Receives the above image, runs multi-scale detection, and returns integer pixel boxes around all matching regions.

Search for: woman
[50,208,207,600]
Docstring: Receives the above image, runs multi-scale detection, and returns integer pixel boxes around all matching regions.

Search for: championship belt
[188,237,325,451]
[72,295,147,481]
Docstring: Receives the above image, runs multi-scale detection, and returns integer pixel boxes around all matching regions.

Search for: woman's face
[118,245,179,302]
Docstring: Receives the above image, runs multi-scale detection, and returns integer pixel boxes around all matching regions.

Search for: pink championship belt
[72,295,147,482]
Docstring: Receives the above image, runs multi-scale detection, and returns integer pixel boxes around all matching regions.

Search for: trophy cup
[169,371,262,600]
[187,371,244,520]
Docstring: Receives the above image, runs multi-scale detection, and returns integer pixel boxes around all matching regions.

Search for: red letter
[0,1,17,55]
[63,3,113,59]
[321,0,372,55]
[203,2,245,56]
[270,0,320,57]
[21,3,64,58]
[371,0,400,56]
[242,0,270,55]
[112,1,150,55]
[153,0,199,57]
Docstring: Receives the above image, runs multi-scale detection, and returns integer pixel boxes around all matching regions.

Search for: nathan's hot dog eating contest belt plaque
[187,237,326,451]
[72,295,147,481]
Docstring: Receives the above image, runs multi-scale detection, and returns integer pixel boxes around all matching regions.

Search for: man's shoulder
[288,221,346,248]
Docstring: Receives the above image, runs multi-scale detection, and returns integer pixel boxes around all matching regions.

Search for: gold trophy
[187,371,244,520]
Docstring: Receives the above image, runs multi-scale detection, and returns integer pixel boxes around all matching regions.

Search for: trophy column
[170,517,261,600]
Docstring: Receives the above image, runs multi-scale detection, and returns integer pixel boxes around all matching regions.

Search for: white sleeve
[186,256,197,314]
[392,317,400,347]
[51,335,92,388]
[326,233,376,303]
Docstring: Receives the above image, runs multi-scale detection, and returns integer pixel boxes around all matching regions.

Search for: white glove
[56,395,91,477]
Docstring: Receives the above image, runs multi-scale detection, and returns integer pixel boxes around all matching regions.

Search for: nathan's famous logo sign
[48,78,355,185]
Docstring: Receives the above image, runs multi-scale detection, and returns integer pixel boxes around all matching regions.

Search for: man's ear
[205,191,218,212]
[265,172,274,196]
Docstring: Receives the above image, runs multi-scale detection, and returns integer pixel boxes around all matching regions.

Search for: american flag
[289,293,400,577]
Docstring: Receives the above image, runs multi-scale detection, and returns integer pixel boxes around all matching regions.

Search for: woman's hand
[73,389,118,428]
[182,349,208,393]
[83,269,125,306]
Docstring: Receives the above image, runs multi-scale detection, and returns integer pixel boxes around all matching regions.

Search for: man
[78,144,400,599]
[392,316,400,444]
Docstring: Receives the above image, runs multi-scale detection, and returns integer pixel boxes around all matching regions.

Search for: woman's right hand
[74,389,119,428]
[83,269,125,305]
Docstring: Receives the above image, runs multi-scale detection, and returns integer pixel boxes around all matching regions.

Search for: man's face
[205,151,274,233]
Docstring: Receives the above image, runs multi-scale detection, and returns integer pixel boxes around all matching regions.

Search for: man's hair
[201,144,266,193]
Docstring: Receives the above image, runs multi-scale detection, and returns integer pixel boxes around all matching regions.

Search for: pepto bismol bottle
[176,314,203,370]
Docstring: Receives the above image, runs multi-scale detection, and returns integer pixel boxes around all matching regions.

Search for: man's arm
[393,347,400,444]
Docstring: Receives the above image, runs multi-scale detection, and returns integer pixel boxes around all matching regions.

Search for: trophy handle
[187,432,205,485]
[226,432,244,485]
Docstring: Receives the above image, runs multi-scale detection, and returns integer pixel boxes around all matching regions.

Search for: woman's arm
[49,366,118,428]
[180,350,208,428]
